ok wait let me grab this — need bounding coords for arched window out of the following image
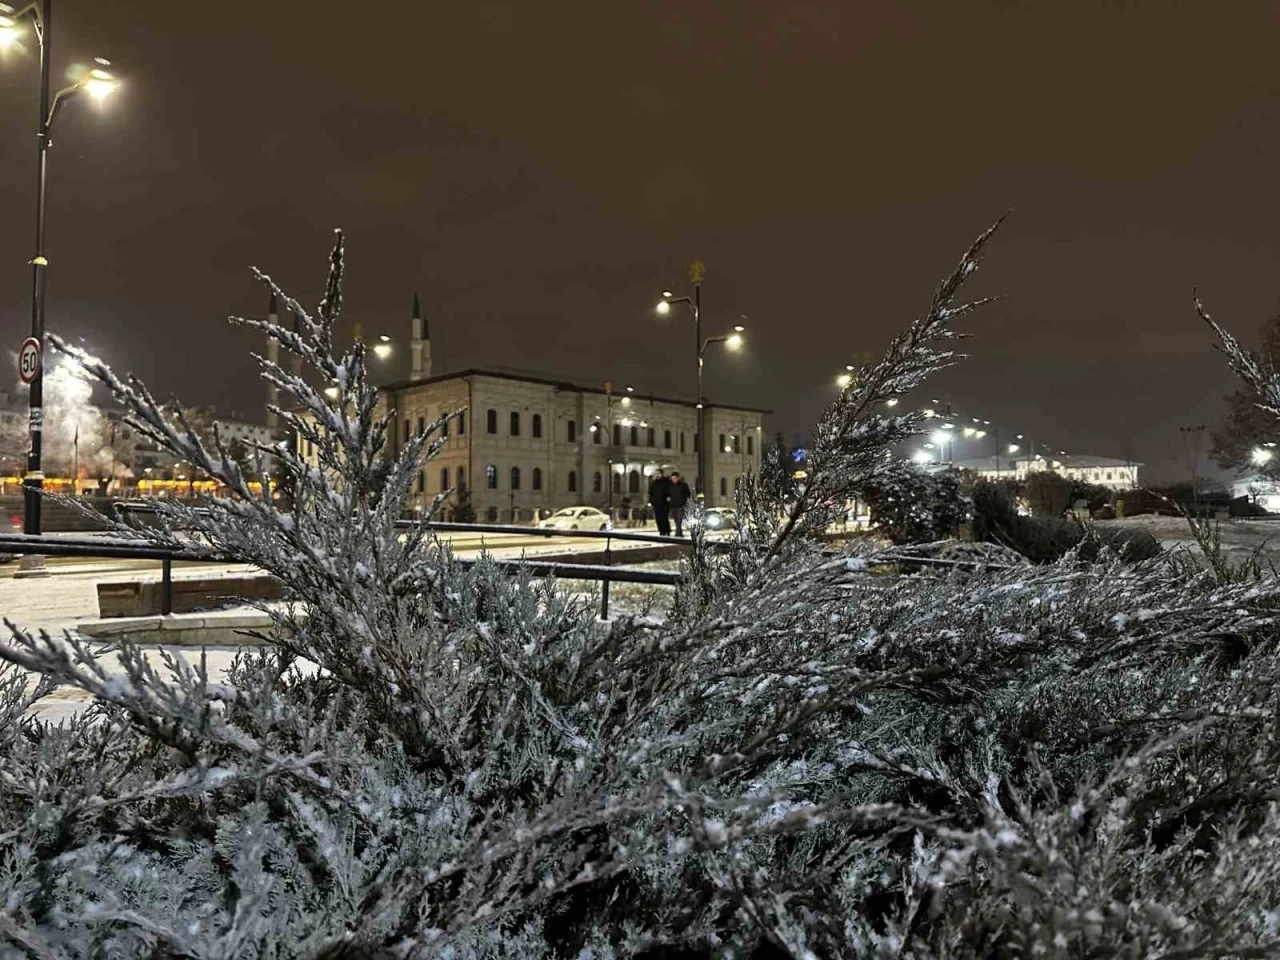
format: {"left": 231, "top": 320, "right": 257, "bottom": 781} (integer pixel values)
{"left": 719, "top": 433, "right": 726, "bottom": 453}
{"left": 532, "top": 467, "right": 543, "bottom": 491}
{"left": 440, "top": 466, "right": 449, "bottom": 491}
{"left": 532, "top": 414, "right": 543, "bottom": 438}
{"left": 628, "top": 470, "right": 640, "bottom": 494}
{"left": 568, "top": 470, "right": 578, "bottom": 493}
{"left": 664, "top": 429, "right": 672, "bottom": 449}
{"left": 612, "top": 472, "right": 622, "bottom": 494}
{"left": 417, "top": 417, "right": 425, "bottom": 437}
{"left": 458, "top": 410, "right": 466, "bottom": 435}
{"left": 510, "top": 412, "right": 521, "bottom": 436}
{"left": 441, "top": 411, "right": 449, "bottom": 438}
{"left": 646, "top": 427, "right": 655, "bottom": 447}
{"left": 457, "top": 466, "right": 466, "bottom": 491}
{"left": 416, "top": 471, "right": 424, "bottom": 493}
{"left": 567, "top": 420, "right": 577, "bottom": 443}
{"left": 593, "top": 471, "right": 602, "bottom": 493}
{"left": 747, "top": 434, "right": 754, "bottom": 456}
{"left": 403, "top": 419, "right": 410, "bottom": 443}
{"left": 486, "top": 464, "right": 498, "bottom": 489}
{"left": 629, "top": 425, "right": 639, "bottom": 446}
{"left": 613, "top": 424, "right": 622, "bottom": 446}
{"left": 720, "top": 477, "right": 728, "bottom": 496}
{"left": 486, "top": 410, "right": 498, "bottom": 434}
{"left": 592, "top": 424, "right": 601, "bottom": 444}
{"left": 680, "top": 432, "right": 686, "bottom": 453}
{"left": 510, "top": 466, "right": 521, "bottom": 490}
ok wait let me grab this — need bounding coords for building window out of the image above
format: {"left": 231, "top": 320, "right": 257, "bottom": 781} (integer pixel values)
{"left": 458, "top": 410, "right": 466, "bottom": 435}
{"left": 613, "top": 424, "right": 622, "bottom": 446}
{"left": 441, "top": 412, "right": 449, "bottom": 438}
{"left": 664, "top": 429, "right": 672, "bottom": 449}
{"left": 532, "top": 414, "right": 542, "bottom": 438}
{"left": 486, "top": 464, "right": 498, "bottom": 489}
{"left": 532, "top": 467, "right": 543, "bottom": 491}
{"left": 629, "top": 469, "right": 640, "bottom": 494}
{"left": 1106, "top": 471, "right": 1113, "bottom": 480}
{"left": 510, "top": 412, "right": 520, "bottom": 437}
{"left": 510, "top": 466, "right": 521, "bottom": 490}
{"left": 487, "top": 410, "right": 498, "bottom": 434}
{"left": 680, "top": 432, "right": 686, "bottom": 453}
{"left": 486, "top": 506, "right": 499, "bottom": 522}
{"left": 593, "top": 471, "right": 602, "bottom": 493}
{"left": 416, "top": 471, "right": 424, "bottom": 493}
{"left": 747, "top": 435, "right": 754, "bottom": 456}
{"left": 612, "top": 472, "right": 622, "bottom": 494}
{"left": 440, "top": 466, "right": 449, "bottom": 491}
{"left": 719, "top": 434, "right": 726, "bottom": 454}
{"left": 567, "top": 420, "right": 577, "bottom": 443}
{"left": 457, "top": 466, "right": 466, "bottom": 491}
{"left": 403, "top": 419, "right": 410, "bottom": 444}
{"left": 720, "top": 477, "right": 728, "bottom": 497}
{"left": 592, "top": 425, "right": 602, "bottom": 444}
{"left": 417, "top": 417, "right": 425, "bottom": 437}
{"left": 733, "top": 435, "right": 741, "bottom": 454}
{"left": 629, "top": 425, "right": 639, "bottom": 446}
{"left": 646, "top": 427, "right": 655, "bottom": 447}
{"left": 568, "top": 470, "right": 578, "bottom": 493}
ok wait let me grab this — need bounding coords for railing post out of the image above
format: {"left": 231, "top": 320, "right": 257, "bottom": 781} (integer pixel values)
{"left": 601, "top": 534, "right": 612, "bottom": 620}
{"left": 161, "top": 556, "right": 172, "bottom": 616}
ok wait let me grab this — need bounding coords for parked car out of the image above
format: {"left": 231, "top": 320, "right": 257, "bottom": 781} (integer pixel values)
{"left": 701, "top": 507, "right": 737, "bottom": 531}
{"left": 0, "top": 513, "right": 20, "bottom": 564}
{"left": 537, "top": 506, "right": 613, "bottom": 531}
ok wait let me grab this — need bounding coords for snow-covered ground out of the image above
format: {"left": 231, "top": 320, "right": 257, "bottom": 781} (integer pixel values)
{"left": 1098, "top": 515, "right": 1280, "bottom": 562}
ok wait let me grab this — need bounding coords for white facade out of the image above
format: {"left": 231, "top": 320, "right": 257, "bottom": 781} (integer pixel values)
{"left": 378, "top": 371, "right": 766, "bottom": 521}
{"left": 951, "top": 454, "right": 1140, "bottom": 489}
{"left": 1232, "top": 475, "right": 1280, "bottom": 512}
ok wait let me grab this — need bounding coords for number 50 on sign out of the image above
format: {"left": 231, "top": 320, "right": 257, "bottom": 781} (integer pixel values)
{"left": 18, "top": 337, "right": 40, "bottom": 385}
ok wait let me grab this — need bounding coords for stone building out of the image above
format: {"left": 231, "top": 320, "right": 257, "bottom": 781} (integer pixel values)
{"left": 301, "top": 296, "right": 768, "bottom": 521}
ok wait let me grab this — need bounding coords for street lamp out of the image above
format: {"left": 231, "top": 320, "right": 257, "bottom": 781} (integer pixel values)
{"left": 3, "top": 0, "right": 119, "bottom": 578}
{"left": 1252, "top": 447, "right": 1273, "bottom": 466}
{"left": 373, "top": 334, "right": 393, "bottom": 360}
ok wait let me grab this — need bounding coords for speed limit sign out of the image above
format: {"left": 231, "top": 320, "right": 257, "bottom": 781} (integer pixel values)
{"left": 17, "top": 337, "right": 40, "bottom": 385}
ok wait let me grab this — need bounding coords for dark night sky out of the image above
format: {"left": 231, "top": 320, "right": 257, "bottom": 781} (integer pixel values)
{"left": 3, "top": 1, "right": 1280, "bottom": 481}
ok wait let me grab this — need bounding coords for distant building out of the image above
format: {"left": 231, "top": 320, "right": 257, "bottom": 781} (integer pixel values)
{"left": 950, "top": 454, "right": 1140, "bottom": 489}
{"left": 297, "top": 296, "right": 768, "bottom": 521}
{"left": 1232, "top": 475, "right": 1280, "bottom": 512}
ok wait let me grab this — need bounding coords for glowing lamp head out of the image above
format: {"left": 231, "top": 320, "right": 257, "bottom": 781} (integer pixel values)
{"left": 0, "top": 14, "right": 20, "bottom": 48}
{"left": 1008, "top": 444, "right": 1020, "bottom": 454}
{"left": 725, "top": 332, "right": 743, "bottom": 351}
{"left": 836, "top": 373, "right": 853, "bottom": 389}
{"left": 655, "top": 299, "right": 671, "bottom": 315}
{"left": 962, "top": 427, "right": 976, "bottom": 437}
{"left": 83, "top": 60, "right": 118, "bottom": 101}
{"left": 1252, "top": 447, "right": 1274, "bottom": 465}
{"left": 885, "top": 398, "right": 899, "bottom": 407}
{"left": 912, "top": 450, "right": 931, "bottom": 464}
{"left": 620, "top": 396, "right": 631, "bottom": 406}
{"left": 931, "top": 430, "right": 949, "bottom": 445}
{"left": 324, "top": 386, "right": 339, "bottom": 400}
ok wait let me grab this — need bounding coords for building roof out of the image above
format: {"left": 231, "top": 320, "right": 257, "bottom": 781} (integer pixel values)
{"left": 950, "top": 457, "right": 1017, "bottom": 473}
{"left": 379, "top": 368, "right": 773, "bottom": 415}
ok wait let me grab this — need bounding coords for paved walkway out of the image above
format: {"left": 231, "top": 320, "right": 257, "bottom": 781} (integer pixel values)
{"left": 1, "top": 529, "right": 672, "bottom": 722}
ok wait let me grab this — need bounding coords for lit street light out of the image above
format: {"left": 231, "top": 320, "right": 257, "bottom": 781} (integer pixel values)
{"left": 3, "top": 0, "right": 119, "bottom": 577}
{"left": 373, "top": 334, "right": 393, "bottom": 360}
{"left": 1252, "top": 447, "right": 1273, "bottom": 466}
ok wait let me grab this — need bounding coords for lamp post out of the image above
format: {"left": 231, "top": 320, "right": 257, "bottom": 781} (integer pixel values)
{"left": 3, "top": 0, "right": 117, "bottom": 577}
{"left": 656, "top": 270, "right": 746, "bottom": 501}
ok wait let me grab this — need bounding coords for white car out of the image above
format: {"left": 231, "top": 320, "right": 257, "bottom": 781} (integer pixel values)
{"left": 538, "top": 506, "right": 613, "bottom": 531}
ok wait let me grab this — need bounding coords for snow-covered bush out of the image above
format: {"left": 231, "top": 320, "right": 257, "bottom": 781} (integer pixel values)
{"left": 7, "top": 227, "right": 1280, "bottom": 956}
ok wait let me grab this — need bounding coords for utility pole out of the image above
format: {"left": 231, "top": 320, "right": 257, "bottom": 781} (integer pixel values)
{"left": 691, "top": 260, "right": 705, "bottom": 501}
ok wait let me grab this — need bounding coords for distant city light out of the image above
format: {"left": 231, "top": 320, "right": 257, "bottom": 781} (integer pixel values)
{"left": 1008, "top": 444, "right": 1020, "bottom": 453}
{"left": 885, "top": 398, "right": 899, "bottom": 407}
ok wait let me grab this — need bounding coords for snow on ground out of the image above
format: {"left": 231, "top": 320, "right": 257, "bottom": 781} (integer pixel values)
{"left": 1098, "top": 515, "right": 1280, "bottom": 561}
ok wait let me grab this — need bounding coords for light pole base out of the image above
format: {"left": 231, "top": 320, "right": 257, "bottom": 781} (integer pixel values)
{"left": 13, "top": 555, "right": 49, "bottom": 578}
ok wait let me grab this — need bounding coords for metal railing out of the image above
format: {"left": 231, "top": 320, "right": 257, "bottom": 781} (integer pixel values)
{"left": 0, "top": 525, "right": 684, "bottom": 620}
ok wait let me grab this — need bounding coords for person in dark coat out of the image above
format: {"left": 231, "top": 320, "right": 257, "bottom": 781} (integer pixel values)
{"left": 667, "top": 471, "right": 692, "bottom": 537}
{"left": 648, "top": 469, "right": 671, "bottom": 536}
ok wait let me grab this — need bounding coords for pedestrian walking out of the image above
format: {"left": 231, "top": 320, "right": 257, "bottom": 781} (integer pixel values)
{"left": 648, "top": 469, "right": 671, "bottom": 536}
{"left": 667, "top": 471, "right": 692, "bottom": 537}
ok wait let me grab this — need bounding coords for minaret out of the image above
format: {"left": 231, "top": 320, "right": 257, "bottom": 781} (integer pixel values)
{"left": 266, "top": 291, "right": 280, "bottom": 429}
{"left": 410, "top": 291, "right": 432, "bottom": 380}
